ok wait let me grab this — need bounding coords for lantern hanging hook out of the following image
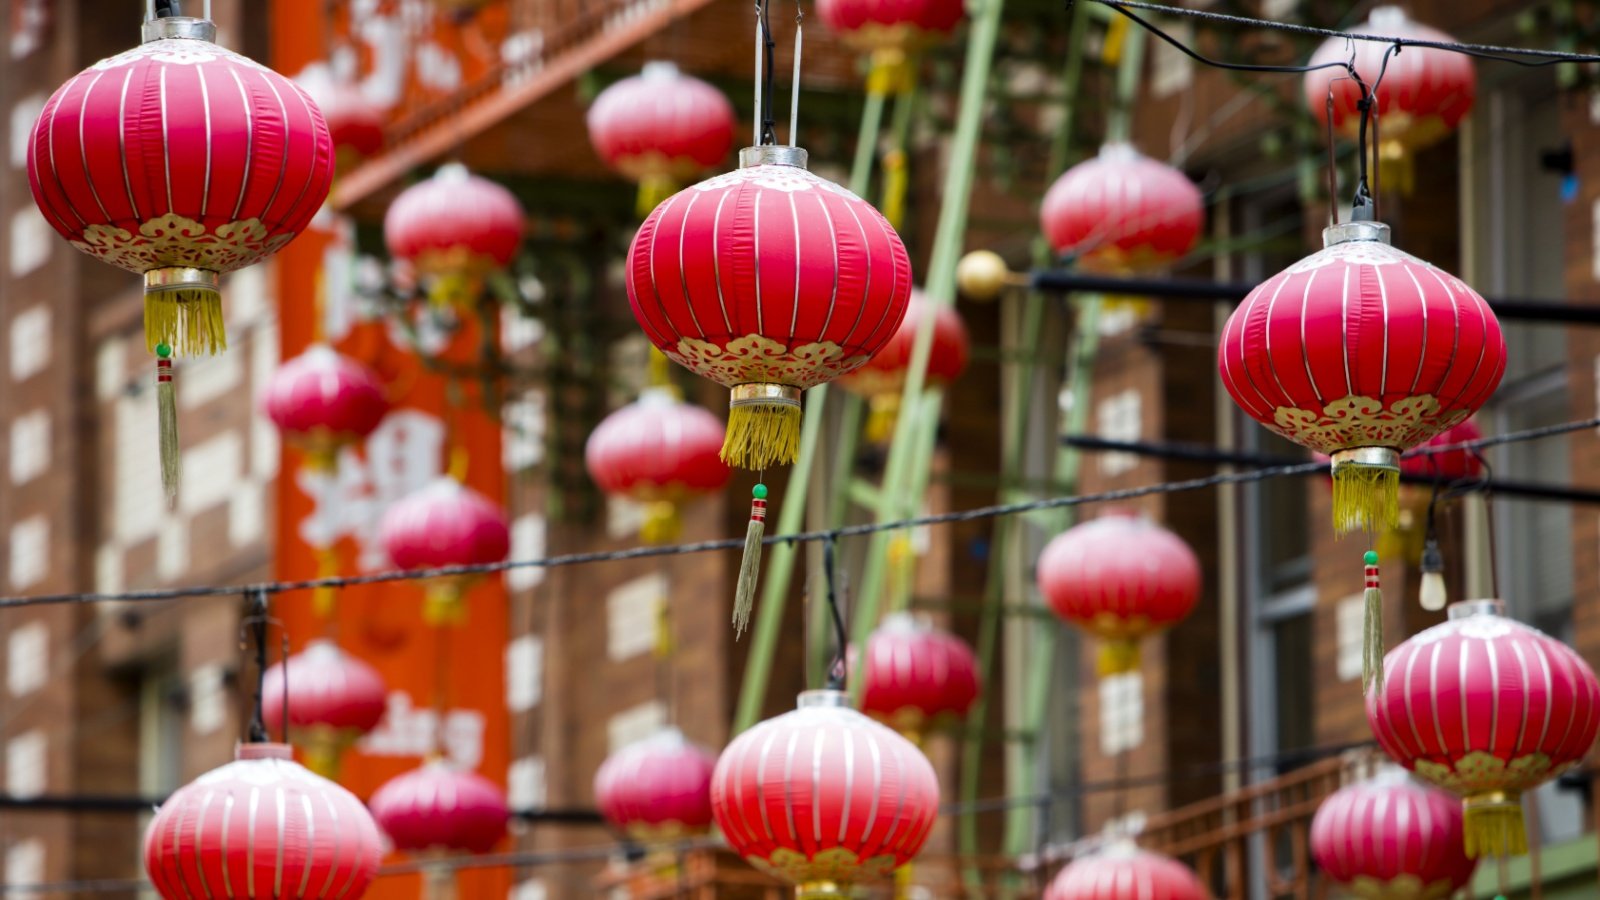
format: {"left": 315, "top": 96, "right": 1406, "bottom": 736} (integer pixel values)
{"left": 789, "top": 2, "right": 804, "bottom": 147}
{"left": 238, "top": 588, "right": 278, "bottom": 744}
{"left": 822, "top": 534, "right": 849, "bottom": 692}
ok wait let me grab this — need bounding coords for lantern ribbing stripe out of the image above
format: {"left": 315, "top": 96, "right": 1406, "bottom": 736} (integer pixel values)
{"left": 0, "top": 415, "right": 1593, "bottom": 610}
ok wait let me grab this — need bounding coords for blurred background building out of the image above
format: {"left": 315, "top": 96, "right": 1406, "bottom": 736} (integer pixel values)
{"left": 1, "top": 0, "right": 1598, "bottom": 897}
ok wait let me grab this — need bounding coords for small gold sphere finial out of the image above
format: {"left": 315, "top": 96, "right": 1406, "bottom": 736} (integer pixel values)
{"left": 956, "top": 250, "right": 1010, "bottom": 302}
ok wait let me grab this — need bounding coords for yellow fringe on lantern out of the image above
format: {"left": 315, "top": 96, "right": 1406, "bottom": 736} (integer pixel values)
{"left": 866, "top": 48, "right": 915, "bottom": 96}
{"left": 722, "top": 386, "right": 802, "bottom": 470}
{"left": 797, "top": 882, "right": 848, "bottom": 899}
{"left": 312, "top": 546, "right": 341, "bottom": 619}
{"left": 144, "top": 282, "right": 227, "bottom": 356}
{"left": 426, "top": 272, "right": 484, "bottom": 309}
{"left": 300, "top": 726, "right": 353, "bottom": 780}
{"left": 865, "top": 393, "right": 902, "bottom": 444}
{"left": 1331, "top": 456, "right": 1400, "bottom": 535}
{"left": 1097, "top": 639, "right": 1141, "bottom": 677}
{"left": 1464, "top": 793, "right": 1527, "bottom": 859}
{"left": 894, "top": 863, "right": 913, "bottom": 899}
{"left": 640, "top": 501, "right": 683, "bottom": 544}
{"left": 637, "top": 175, "right": 678, "bottom": 218}
{"left": 423, "top": 582, "right": 469, "bottom": 626}
{"left": 881, "top": 149, "right": 909, "bottom": 231}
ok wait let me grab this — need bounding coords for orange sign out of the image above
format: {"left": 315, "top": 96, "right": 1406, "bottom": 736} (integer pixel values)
{"left": 272, "top": 5, "right": 514, "bottom": 898}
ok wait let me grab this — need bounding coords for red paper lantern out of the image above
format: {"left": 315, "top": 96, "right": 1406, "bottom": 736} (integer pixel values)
{"left": 383, "top": 163, "right": 524, "bottom": 308}
{"left": 144, "top": 743, "right": 381, "bottom": 899}
{"left": 1305, "top": 8, "right": 1474, "bottom": 193}
{"left": 1043, "top": 843, "right": 1207, "bottom": 900}
{"left": 262, "top": 640, "right": 388, "bottom": 780}
{"left": 859, "top": 612, "right": 980, "bottom": 739}
{"left": 587, "top": 61, "right": 735, "bottom": 214}
{"left": 1311, "top": 770, "right": 1477, "bottom": 898}
{"left": 1041, "top": 143, "right": 1204, "bottom": 274}
{"left": 627, "top": 146, "right": 912, "bottom": 470}
{"left": 712, "top": 690, "right": 939, "bottom": 896}
{"left": 1218, "top": 221, "right": 1504, "bottom": 534}
{"left": 1037, "top": 513, "right": 1201, "bottom": 677}
{"left": 369, "top": 761, "right": 509, "bottom": 854}
{"left": 310, "top": 84, "right": 384, "bottom": 161}
{"left": 594, "top": 727, "right": 717, "bottom": 842}
{"left": 1402, "top": 418, "right": 1484, "bottom": 483}
{"left": 28, "top": 11, "right": 332, "bottom": 358}
{"left": 585, "top": 386, "right": 731, "bottom": 543}
{"left": 1367, "top": 599, "right": 1600, "bottom": 858}
{"left": 379, "top": 477, "right": 510, "bottom": 625}
{"left": 839, "top": 291, "right": 969, "bottom": 443}
{"left": 816, "top": 0, "right": 964, "bottom": 92}
{"left": 261, "top": 344, "right": 389, "bottom": 472}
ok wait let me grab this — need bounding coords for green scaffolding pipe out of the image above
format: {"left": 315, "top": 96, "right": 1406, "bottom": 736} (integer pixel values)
{"left": 731, "top": 81, "right": 891, "bottom": 734}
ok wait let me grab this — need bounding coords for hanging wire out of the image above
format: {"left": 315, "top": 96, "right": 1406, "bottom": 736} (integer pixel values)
{"left": 239, "top": 589, "right": 271, "bottom": 744}
{"left": 822, "top": 535, "right": 848, "bottom": 691}
{"left": 757, "top": 0, "right": 778, "bottom": 145}
{"left": 0, "top": 417, "right": 1592, "bottom": 611}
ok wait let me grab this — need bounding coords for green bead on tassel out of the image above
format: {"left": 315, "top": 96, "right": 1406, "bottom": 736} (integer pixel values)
{"left": 732, "top": 483, "right": 768, "bottom": 638}
{"left": 156, "top": 343, "right": 180, "bottom": 509}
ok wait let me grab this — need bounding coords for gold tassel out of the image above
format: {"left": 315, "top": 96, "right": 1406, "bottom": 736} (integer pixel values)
{"left": 654, "top": 595, "right": 674, "bottom": 660}
{"left": 722, "top": 384, "right": 802, "bottom": 470}
{"left": 732, "top": 484, "right": 767, "bottom": 638}
{"left": 866, "top": 48, "right": 914, "bottom": 96}
{"left": 1097, "top": 639, "right": 1141, "bottom": 677}
{"left": 1362, "top": 550, "right": 1385, "bottom": 695}
{"left": 894, "top": 862, "right": 913, "bottom": 899}
{"left": 640, "top": 500, "right": 683, "bottom": 544}
{"left": 637, "top": 175, "right": 678, "bottom": 218}
{"left": 426, "top": 272, "right": 483, "bottom": 309}
{"left": 423, "top": 581, "right": 470, "bottom": 626}
{"left": 1464, "top": 792, "right": 1527, "bottom": 858}
{"left": 881, "top": 149, "right": 909, "bottom": 231}
{"left": 865, "top": 392, "right": 902, "bottom": 444}
{"left": 1331, "top": 449, "right": 1400, "bottom": 535}
{"left": 144, "top": 269, "right": 226, "bottom": 356}
{"left": 313, "top": 546, "right": 341, "bottom": 619}
{"left": 156, "top": 347, "right": 180, "bottom": 509}
{"left": 797, "top": 882, "right": 847, "bottom": 900}
{"left": 300, "top": 726, "right": 351, "bottom": 780}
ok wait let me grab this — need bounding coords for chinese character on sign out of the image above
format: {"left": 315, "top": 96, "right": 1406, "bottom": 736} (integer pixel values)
{"left": 298, "top": 410, "right": 445, "bottom": 570}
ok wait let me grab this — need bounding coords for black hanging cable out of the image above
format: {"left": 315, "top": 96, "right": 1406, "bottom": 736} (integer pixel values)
{"left": 822, "top": 535, "right": 848, "bottom": 691}
{"left": 759, "top": 0, "right": 778, "bottom": 145}
{"left": 241, "top": 589, "right": 270, "bottom": 744}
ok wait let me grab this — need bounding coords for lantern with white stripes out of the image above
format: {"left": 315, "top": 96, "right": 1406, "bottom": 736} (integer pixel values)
{"left": 587, "top": 61, "right": 736, "bottom": 215}
{"left": 859, "top": 612, "right": 980, "bottom": 740}
{"left": 1036, "top": 513, "right": 1201, "bottom": 677}
{"left": 594, "top": 727, "right": 717, "bottom": 843}
{"left": 1218, "top": 221, "right": 1504, "bottom": 535}
{"left": 1311, "top": 769, "right": 1477, "bottom": 898}
{"left": 585, "top": 387, "right": 731, "bottom": 544}
{"left": 262, "top": 640, "right": 388, "bottom": 780}
{"left": 626, "top": 145, "right": 912, "bottom": 471}
{"left": 712, "top": 690, "right": 939, "bottom": 896}
{"left": 1043, "top": 842, "right": 1207, "bottom": 900}
{"left": 1367, "top": 600, "right": 1600, "bottom": 859}
{"left": 144, "top": 743, "right": 381, "bottom": 899}
{"left": 1040, "top": 143, "right": 1203, "bottom": 274}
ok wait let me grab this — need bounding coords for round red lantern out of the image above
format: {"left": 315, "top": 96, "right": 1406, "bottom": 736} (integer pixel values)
{"left": 859, "top": 612, "right": 980, "bottom": 739}
{"left": 815, "top": 0, "right": 964, "bottom": 92}
{"left": 28, "top": 10, "right": 332, "bottom": 358}
{"left": 1036, "top": 513, "right": 1201, "bottom": 677}
{"left": 1043, "top": 842, "right": 1207, "bottom": 900}
{"left": 1367, "top": 599, "right": 1600, "bottom": 858}
{"left": 1305, "top": 8, "right": 1474, "bottom": 193}
{"left": 1041, "top": 143, "right": 1204, "bottom": 274}
{"left": 262, "top": 640, "right": 388, "bottom": 780}
{"left": 627, "top": 146, "right": 912, "bottom": 470}
{"left": 838, "top": 291, "right": 969, "bottom": 443}
{"left": 1218, "top": 221, "right": 1504, "bottom": 535}
{"left": 144, "top": 743, "right": 381, "bottom": 899}
{"left": 587, "top": 61, "right": 735, "bottom": 215}
{"left": 383, "top": 163, "right": 524, "bottom": 308}
{"left": 369, "top": 760, "right": 509, "bottom": 854}
{"left": 712, "top": 690, "right": 938, "bottom": 896}
{"left": 1402, "top": 418, "right": 1484, "bottom": 483}
{"left": 585, "top": 387, "right": 731, "bottom": 543}
{"left": 312, "top": 84, "right": 384, "bottom": 161}
{"left": 379, "top": 477, "right": 510, "bottom": 625}
{"left": 262, "top": 344, "right": 389, "bottom": 472}
{"left": 1311, "top": 770, "right": 1477, "bottom": 898}
{"left": 594, "top": 727, "right": 717, "bottom": 843}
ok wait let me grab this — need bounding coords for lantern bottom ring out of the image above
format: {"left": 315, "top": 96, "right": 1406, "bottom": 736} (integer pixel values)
{"left": 724, "top": 384, "right": 802, "bottom": 470}
{"left": 144, "top": 267, "right": 226, "bottom": 357}
{"left": 1330, "top": 447, "right": 1400, "bottom": 535}
{"left": 796, "top": 880, "right": 847, "bottom": 898}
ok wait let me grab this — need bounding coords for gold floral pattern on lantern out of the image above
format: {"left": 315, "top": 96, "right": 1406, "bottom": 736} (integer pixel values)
{"left": 747, "top": 847, "right": 900, "bottom": 885}
{"left": 1346, "top": 874, "right": 1461, "bottom": 900}
{"left": 1412, "top": 751, "right": 1557, "bottom": 795}
{"left": 74, "top": 214, "right": 293, "bottom": 275}
{"left": 669, "top": 335, "right": 872, "bottom": 391}
{"left": 1271, "top": 394, "right": 1469, "bottom": 455}
{"left": 1088, "top": 612, "right": 1154, "bottom": 641}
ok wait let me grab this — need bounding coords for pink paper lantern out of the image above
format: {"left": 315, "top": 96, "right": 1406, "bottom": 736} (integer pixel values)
{"left": 261, "top": 344, "right": 389, "bottom": 471}
{"left": 1311, "top": 771, "right": 1477, "bottom": 898}
{"left": 1043, "top": 842, "right": 1207, "bottom": 900}
{"left": 1367, "top": 599, "right": 1600, "bottom": 858}
{"left": 594, "top": 727, "right": 717, "bottom": 842}
{"left": 368, "top": 761, "right": 509, "bottom": 855}
{"left": 584, "top": 387, "right": 731, "bottom": 543}
{"left": 1040, "top": 143, "right": 1204, "bottom": 274}
{"left": 587, "top": 61, "right": 735, "bottom": 213}
{"left": 262, "top": 640, "right": 388, "bottom": 779}
{"left": 1036, "top": 513, "right": 1202, "bottom": 676}
{"left": 144, "top": 743, "right": 381, "bottom": 899}
{"left": 379, "top": 477, "right": 510, "bottom": 625}
{"left": 859, "top": 612, "right": 980, "bottom": 739}
{"left": 712, "top": 690, "right": 939, "bottom": 896}
{"left": 383, "top": 163, "right": 524, "bottom": 308}
{"left": 838, "top": 291, "right": 970, "bottom": 443}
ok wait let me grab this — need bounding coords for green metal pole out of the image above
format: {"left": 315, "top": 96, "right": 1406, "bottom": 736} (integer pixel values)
{"left": 850, "top": 0, "right": 1008, "bottom": 660}
{"left": 732, "top": 84, "right": 892, "bottom": 734}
